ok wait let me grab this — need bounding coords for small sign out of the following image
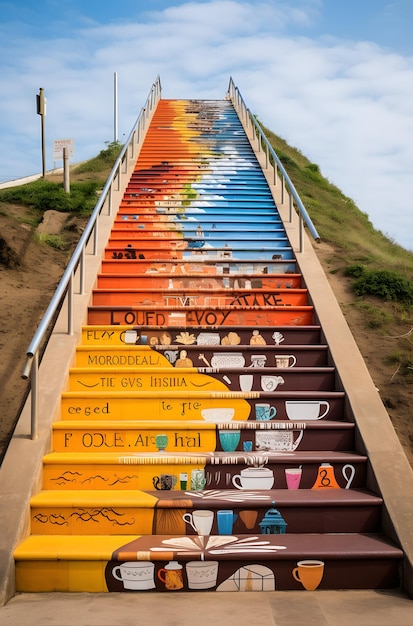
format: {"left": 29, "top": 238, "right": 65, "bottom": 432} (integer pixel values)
{"left": 53, "top": 139, "right": 75, "bottom": 160}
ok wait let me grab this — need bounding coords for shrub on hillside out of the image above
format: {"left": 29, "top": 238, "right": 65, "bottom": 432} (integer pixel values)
{"left": 346, "top": 264, "right": 413, "bottom": 304}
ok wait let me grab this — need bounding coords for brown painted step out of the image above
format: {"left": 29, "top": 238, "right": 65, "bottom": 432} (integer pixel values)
{"left": 100, "top": 258, "right": 297, "bottom": 274}
{"left": 151, "top": 343, "right": 329, "bottom": 367}
{"left": 106, "top": 533, "right": 402, "bottom": 591}
{"left": 80, "top": 324, "right": 324, "bottom": 346}
{"left": 135, "top": 488, "right": 384, "bottom": 535}
{"left": 52, "top": 419, "right": 355, "bottom": 454}
{"left": 14, "top": 532, "right": 402, "bottom": 592}
{"left": 28, "top": 488, "right": 383, "bottom": 536}
{"left": 203, "top": 450, "right": 366, "bottom": 490}
{"left": 87, "top": 304, "right": 314, "bottom": 327}
{"left": 90, "top": 287, "right": 309, "bottom": 308}
{"left": 67, "top": 366, "right": 336, "bottom": 393}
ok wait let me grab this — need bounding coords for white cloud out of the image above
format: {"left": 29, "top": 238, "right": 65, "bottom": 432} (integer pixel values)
{"left": 0, "top": 0, "right": 412, "bottom": 249}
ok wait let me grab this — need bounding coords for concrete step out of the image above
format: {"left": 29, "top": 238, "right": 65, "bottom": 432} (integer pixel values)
{"left": 103, "top": 244, "right": 294, "bottom": 261}
{"left": 79, "top": 325, "right": 324, "bottom": 346}
{"left": 59, "top": 388, "right": 345, "bottom": 422}
{"left": 75, "top": 345, "right": 330, "bottom": 369}
{"left": 87, "top": 304, "right": 314, "bottom": 326}
{"left": 40, "top": 450, "right": 363, "bottom": 491}
{"left": 28, "top": 488, "right": 383, "bottom": 536}
{"left": 52, "top": 419, "right": 355, "bottom": 454}
{"left": 95, "top": 273, "right": 304, "bottom": 290}
{"left": 90, "top": 287, "right": 309, "bottom": 307}
{"left": 100, "top": 258, "right": 298, "bottom": 274}
{"left": 67, "top": 366, "right": 337, "bottom": 393}
{"left": 14, "top": 533, "right": 402, "bottom": 592}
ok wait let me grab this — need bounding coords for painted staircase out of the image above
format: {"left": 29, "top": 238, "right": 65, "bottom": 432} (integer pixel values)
{"left": 14, "top": 98, "right": 404, "bottom": 593}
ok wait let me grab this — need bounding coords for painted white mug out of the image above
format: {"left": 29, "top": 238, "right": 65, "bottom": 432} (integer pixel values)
{"left": 112, "top": 562, "right": 155, "bottom": 590}
{"left": 286, "top": 400, "right": 330, "bottom": 421}
{"left": 186, "top": 561, "right": 219, "bottom": 589}
{"left": 232, "top": 467, "right": 274, "bottom": 490}
{"left": 183, "top": 510, "right": 214, "bottom": 535}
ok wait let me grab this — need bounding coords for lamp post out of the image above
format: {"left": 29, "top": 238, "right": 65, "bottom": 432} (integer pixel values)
{"left": 36, "top": 88, "right": 46, "bottom": 177}
{"left": 114, "top": 72, "right": 118, "bottom": 143}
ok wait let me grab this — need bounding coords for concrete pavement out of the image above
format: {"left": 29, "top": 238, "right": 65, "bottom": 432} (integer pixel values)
{"left": 1, "top": 590, "right": 412, "bottom": 625}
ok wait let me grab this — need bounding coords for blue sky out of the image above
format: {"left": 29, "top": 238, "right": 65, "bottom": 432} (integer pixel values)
{"left": 0, "top": 0, "right": 412, "bottom": 250}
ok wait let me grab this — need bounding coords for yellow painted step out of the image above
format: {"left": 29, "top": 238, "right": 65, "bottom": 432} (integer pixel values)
{"left": 52, "top": 420, "right": 216, "bottom": 453}
{"left": 30, "top": 490, "right": 158, "bottom": 535}
{"left": 15, "top": 535, "right": 134, "bottom": 592}
{"left": 42, "top": 452, "right": 208, "bottom": 491}
{"left": 60, "top": 390, "right": 255, "bottom": 422}
{"left": 68, "top": 367, "right": 229, "bottom": 393}
{"left": 76, "top": 344, "right": 173, "bottom": 368}
{"left": 81, "top": 326, "right": 153, "bottom": 346}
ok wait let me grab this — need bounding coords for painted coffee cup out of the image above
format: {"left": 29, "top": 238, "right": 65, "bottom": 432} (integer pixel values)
{"left": 255, "top": 403, "right": 277, "bottom": 421}
{"left": 219, "top": 429, "right": 241, "bottom": 452}
{"left": 157, "top": 561, "right": 183, "bottom": 590}
{"left": 112, "top": 562, "right": 155, "bottom": 590}
{"left": 232, "top": 467, "right": 274, "bottom": 490}
{"left": 275, "top": 354, "right": 297, "bottom": 368}
{"left": 183, "top": 510, "right": 214, "bottom": 535}
{"left": 152, "top": 474, "right": 177, "bottom": 490}
{"left": 292, "top": 560, "right": 324, "bottom": 590}
{"left": 286, "top": 400, "right": 330, "bottom": 420}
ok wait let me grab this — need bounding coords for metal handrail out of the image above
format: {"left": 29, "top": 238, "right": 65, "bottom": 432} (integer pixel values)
{"left": 21, "top": 75, "right": 162, "bottom": 439}
{"left": 227, "top": 77, "right": 320, "bottom": 250}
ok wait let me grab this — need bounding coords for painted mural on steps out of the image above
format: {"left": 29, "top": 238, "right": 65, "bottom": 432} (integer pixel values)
{"left": 94, "top": 100, "right": 345, "bottom": 592}
{"left": 16, "top": 99, "right": 400, "bottom": 595}
{"left": 55, "top": 324, "right": 356, "bottom": 593}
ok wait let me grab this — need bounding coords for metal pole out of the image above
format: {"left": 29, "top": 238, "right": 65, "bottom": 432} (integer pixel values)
{"left": 41, "top": 114, "right": 46, "bottom": 177}
{"left": 114, "top": 72, "right": 118, "bottom": 143}
{"left": 30, "top": 352, "right": 39, "bottom": 440}
{"left": 37, "top": 88, "right": 46, "bottom": 177}
{"left": 63, "top": 147, "right": 70, "bottom": 193}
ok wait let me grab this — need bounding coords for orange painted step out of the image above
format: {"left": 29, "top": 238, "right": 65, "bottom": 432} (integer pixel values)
{"left": 87, "top": 304, "right": 314, "bottom": 327}
{"left": 95, "top": 274, "right": 303, "bottom": 290}
{"left": 90, "top": 288, "right": 309, "bottom": 308}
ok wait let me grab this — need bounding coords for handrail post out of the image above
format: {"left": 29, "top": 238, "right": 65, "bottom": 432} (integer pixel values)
{"left": 93, "top": 216, "right": 98, "bottom": 256}
{"left": 30, "top": 352, "right": 38, "bottom": 440}
{"left": 68, "top": 274, "right": 74, "bottom": 335}
{"left": 79, "top": 246, "right": 85, "bottom": 295}
{"left": 299, "top": 213, "right": 304, "bottom": 253}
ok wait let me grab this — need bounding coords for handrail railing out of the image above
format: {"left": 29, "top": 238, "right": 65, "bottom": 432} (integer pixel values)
{"left": 21, "top": 75, "right": 162, "bottom": 439}
{"left": 227, "top": 77, "right": 320, "bottom": 250}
